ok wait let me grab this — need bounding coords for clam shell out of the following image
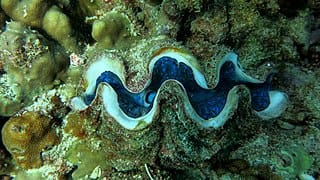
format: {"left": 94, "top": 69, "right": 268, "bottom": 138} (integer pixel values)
{"left": 71, "top": 47, "right": 288, "bottom": 130}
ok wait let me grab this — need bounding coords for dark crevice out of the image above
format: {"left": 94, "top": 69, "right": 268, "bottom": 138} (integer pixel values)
{"left": 61, "top": 1, "right": 94, "bottom": 46}
{"left": 278, "top": 0, "right": 308, "bottom": 18}
{"left": 176, "top": 12, "right": 196, "bottom": 44}
{"left": 0, "top": 116, "right": 10, "bottom": 157}
{"left": 224, "top": 0, "right": 235, "bottom": 49}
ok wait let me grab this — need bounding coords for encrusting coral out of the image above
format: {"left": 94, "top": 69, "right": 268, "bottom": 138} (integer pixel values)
{"left": 65, "top": 140, "right": 110, "bottom": 179}
{"left": 278, "top": 146, "right": 313, "bottom": 179}
{"left": 1, "top": 111, "right": 59, "bottom": 169}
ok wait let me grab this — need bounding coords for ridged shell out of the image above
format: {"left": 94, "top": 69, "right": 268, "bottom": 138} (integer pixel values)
{"left": 71, "top": 47, "right": 288, "bottom": 130}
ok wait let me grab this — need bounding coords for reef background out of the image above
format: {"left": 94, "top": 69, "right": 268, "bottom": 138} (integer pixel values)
{"left": 0, "top": 0, "right": 320, "bottom": 179}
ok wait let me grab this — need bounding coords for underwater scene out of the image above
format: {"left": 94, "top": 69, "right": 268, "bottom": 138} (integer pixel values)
{"left": 0, "top": 0, "right": 320, "bottom": 179}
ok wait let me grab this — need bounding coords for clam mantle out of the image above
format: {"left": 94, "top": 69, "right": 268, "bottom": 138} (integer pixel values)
{"left": 71, "top": 47, "right": 288, "bottom": 130}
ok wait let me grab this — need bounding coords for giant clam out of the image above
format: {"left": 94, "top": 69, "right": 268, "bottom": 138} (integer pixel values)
{"left": 71, "top": 47, "right": 288, "bottom": 130}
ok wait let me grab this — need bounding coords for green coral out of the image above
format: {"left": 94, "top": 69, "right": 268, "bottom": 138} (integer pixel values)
{"left": 278, "top": 146, "right": 313, "bottom": 178}
{"left": 1, "top": 0, "right": 49, "bottom": 27}
{"left": 66, "top": 140, "right": 111, "bottom": 179}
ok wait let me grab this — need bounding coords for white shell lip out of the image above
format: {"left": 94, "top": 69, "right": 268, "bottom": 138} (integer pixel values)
{"left": 84, "top": 55, "right": 126, "bottom": 96}
{"left": 100, "top": 84, "right": 156, "bottom": 130}
{"left": 218, "top": 52, "right": 262, "bottom": 84}
{"left": 71, "top": 48, "right": 288, "bottom": 130}
{"left": 184, "top": 86, "right": 241, "bottom": 129}
{"left": 70, "top": 97, "right": 88, "bottom": 111}
{"left": 254, "top": 90, "right": 289, "bottom": 119}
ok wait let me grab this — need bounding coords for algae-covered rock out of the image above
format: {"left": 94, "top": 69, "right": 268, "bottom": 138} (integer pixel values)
{"left": 174, "top": 0, "right": 203, "bottom": 12}
{"left": 1, "top": 111, "right": 59, "bottom": 169}
{"left": 162, "top": 0, "right": 203, "bottom": 13}
{"left": 0, "top": 21, "right": 68, "bottom": 116}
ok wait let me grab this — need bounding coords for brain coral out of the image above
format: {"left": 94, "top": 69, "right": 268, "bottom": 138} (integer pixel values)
{"left": 1, "top": 111, "right": 59, "bottom": 169}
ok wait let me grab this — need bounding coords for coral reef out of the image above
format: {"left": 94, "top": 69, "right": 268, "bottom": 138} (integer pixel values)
{"left": 1, "top": 0, "right": 78, "bottom": 52}
{"left": 0, "top": 21, "right": 68, "bottom": 116}
{"left": 1, "top": 111, "right": 59, "bottom": 169}
{"left": 0, "top": 0, "right": 319, "bottom": 179}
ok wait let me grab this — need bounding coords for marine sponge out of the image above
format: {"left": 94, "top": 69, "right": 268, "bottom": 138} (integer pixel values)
{"left": 1, "top": 111, "right": 59, "bottom": 169}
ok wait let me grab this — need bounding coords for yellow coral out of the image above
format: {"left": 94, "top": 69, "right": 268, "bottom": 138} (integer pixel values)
{"left": 1, "top": 112, "right": 59, "bottom": 169}
{"left": 64, "top": 112, "right": 87, "bottom": 138}
{"left": 0, "top": 21, "right": 68, "bottom": 116}
{"left": 1, "top": 0, "right": 49, "bottom": 27}
{"left": 91, "top": 12, "right": 131, "bottom": 49}
{"left": 42, "top": 6, "right": 78, "bottom": 52}
{"left": 1, "top": 0, "right": 78, "bottom": 52}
